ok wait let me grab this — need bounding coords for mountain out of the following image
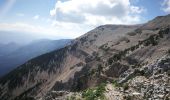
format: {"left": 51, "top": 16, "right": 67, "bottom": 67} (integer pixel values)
{"left": 140, "top": 14, "right": 170, "bottom": 30}
{"left": 0, "top": 31, "right": 43, "bottom": 45}
{"left": 0, "top": 39, "right": 71, "bottom": 77}
{"left": 0, "top": 14, "right": 170, "bottom": 100}
{"left": 0, "top": 42, "right": 20, "bottom": 57}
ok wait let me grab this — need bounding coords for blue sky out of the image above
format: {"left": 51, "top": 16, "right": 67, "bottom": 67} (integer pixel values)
{"left": 132, "top": 0, "right": 167, "bottom": 21}
{"left": 1, "top": 0, "right": 55, "bottom": 22}
{"left": 0, "top": 0, "right": 169, "bottom": 39}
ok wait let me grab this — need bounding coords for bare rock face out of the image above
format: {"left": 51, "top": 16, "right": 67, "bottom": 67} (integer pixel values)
{"left": 0, "top": 14, "right": 170, "bottom": 100}
{"left": 108, "top": 55, "right": 170, "bottom": 100}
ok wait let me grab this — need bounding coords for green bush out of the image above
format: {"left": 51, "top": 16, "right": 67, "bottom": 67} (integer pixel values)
{"left": 82, "top": 83, "right": 106, "bottom": 100}
{"left": 66, "top": 95, "right": 76, "bottom": 100}
{"left": 112, "top": 80, "right": 121, "bottom": 87}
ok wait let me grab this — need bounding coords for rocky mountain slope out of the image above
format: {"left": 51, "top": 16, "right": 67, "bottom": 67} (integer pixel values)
{"left": 0, "top": 14, "right": 170, "bottom": 100}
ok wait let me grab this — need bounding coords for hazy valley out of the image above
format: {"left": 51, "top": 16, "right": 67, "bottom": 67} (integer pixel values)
{"left": 0, "top": 39, "right": 71, "bottom": 77}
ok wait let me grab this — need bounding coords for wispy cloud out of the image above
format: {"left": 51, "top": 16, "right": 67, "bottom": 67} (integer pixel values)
{"left": 0, "top": 22, "right": 54, "bottom": 35}
{"left": 33, "top": 15, "right": 39, "bottom": 20}
{"left": 162, "top": 0, "right": 170, "bottom": 13}
{"left": 0, "top": 22, "right": 84, "bottom": 39}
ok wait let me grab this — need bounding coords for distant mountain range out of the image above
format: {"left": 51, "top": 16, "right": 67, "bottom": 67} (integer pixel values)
{"left": 0, "top": 39, "right": 71, "bottom": 77}
{"left": 0, "top": 42, "right": 20, "bottom": 56}
{"left": 0, "top": 31, "right": 42, "bottom": 45}
{"left": 0, "top": 14, "right": 170, "bottom": 100}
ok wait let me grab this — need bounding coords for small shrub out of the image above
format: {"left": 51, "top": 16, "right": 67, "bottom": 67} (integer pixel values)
{"left": 143, "top": 40, "right": 150, "bottom": 46}
{"left": 112, "top": 80, "right": 121, "bottom": 87}
{"left": 158, "top": 30, "right": 164, "bottom": 38}
{"left": 125, "top": 96, "right": 133, "bottom": 100}
{"left": 126, "top": 39, "right": 130, "bottom": 43}
{"left": 108, "top": 58, "right": 113, "bottom": 65}
{"left": 123, "top": 83, "right": 129, "bottom": 91}
{"left": 82, "top": 83, "right": 106, "bottom": 100}
{"left": 96, "top": 57, "right": 101, "bottom": 61}
{"left": 168, "top": 49, "right": 170, "bottom": 54}
{"left": 97, "top": 64, "right": 103, "bottom": 73}
{"left": 152, "top": 41, "right": 158, "bottom": 46}
{"left": 149, "top": 35, "right": 158, "bottom": 46}
{"left": 135, "top": 29, "right": 142, "bottom": 34}
{"left": 130, "top": 46, "right": 136, "bottom": 51}
{"left": 127, "top": 32, "right": 137, "bottom": 36}
{"left": 66, "top": 95, "right": 76, "bottom": 100}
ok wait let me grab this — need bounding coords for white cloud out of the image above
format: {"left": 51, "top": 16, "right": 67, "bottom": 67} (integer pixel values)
{"left": 47, "top": 0, "right": 145, "bottom": 38}
{"left": 48, "top": 0, "right": 145, "bottom": 38}
{"left": 162, "top": 0, "right": 170, "bottom": 13}
{"left": 50, "top": 0, "right": 145, "bottom": 25}
{"left": 0, "top": 0, "right": 146, "bottom": 40}
{"left": 33, "top": 15, "right": 39, "bottom": 20}
{"left": 0, "top": 22, "right": 85, "bottom": 39}
{"left": 0, "top": 22, "right": 51, "bottom": 34}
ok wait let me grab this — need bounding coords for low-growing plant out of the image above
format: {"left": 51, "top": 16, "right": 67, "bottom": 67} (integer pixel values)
{"left": 135, "top": 29, "right": 142, "bottom": 34}
{"left": 82, "top": 83, "right": 106, "bottom": 100}
{"left": 66, "top": 95, "right": 76, "bottom": 100}
{"left": 112, "top": 80, "right": 121, "bottom": 87}
{"left": 168, "top": 49, "right": 170, "bottom": 54}
{"left": 124, "top": 95, "right": 133, "bottom": 100}
{"left": 123, "top": 83, "right": 129, "bottom": 91}
{"left": 127, "top": 32, "right": 137, "bottom": 36}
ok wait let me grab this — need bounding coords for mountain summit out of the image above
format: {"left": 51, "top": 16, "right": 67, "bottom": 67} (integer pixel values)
{"left": 0, "top": 14, "right": 170, "bottom": 100}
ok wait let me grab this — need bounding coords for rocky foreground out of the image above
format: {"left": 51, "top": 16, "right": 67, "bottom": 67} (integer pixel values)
{"left": 43, "top": 54, "right": 170, "bottom": 100}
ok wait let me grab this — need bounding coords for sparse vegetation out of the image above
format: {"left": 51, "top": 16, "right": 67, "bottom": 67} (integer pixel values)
{"left": 135, "top": 29, "right": 142, "bottom": 34}
{"left": 168, "top": 49, "right": 170, "bottom": 54}
{"left": 66, "top": 96, "right": 75, "bottom": 100}
{"left": 99, "top": 43, "right": 110, "bottom": 51}
{"left": 122, "top": 83, "right": 129, "bottom": 91}
{"left": 96, "top": 56, "right": 101, "bottom": 61}
{"left": 97, "top": 64, "right": 103, "bottom": 75}
{"left": 82, "top": 83, "right": 106, "bottom": 100}
{"left": 112, "top": 80, "right": 121, "bottom": 87}
{"left": 108, "top": 45, "right": 135, "bottom": 64}
{"left": 124, "top": 96, "right": 133, "bottom": 100}
{"left": 143, "top": 34, "right": 159, "bottom": 46}
{"left": 158, "top": 28, "right": 170, "bottom": 38}
{"left": 107, "top": 27, "right": 170, "bottom": 65}
{"left": 14, "top": 97, "right": 35, "bottom": 100}
{"left": 126, "top": 39, "right": 130, "bottom": 43}
{"left": 127, "top": 31, "right": 137, "bottom": 36}
{"left": 119, "top": 37, "right": 130, "bottom": 43}
{"left": 94, "top": 34, "right": 98, "bottom": 38}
